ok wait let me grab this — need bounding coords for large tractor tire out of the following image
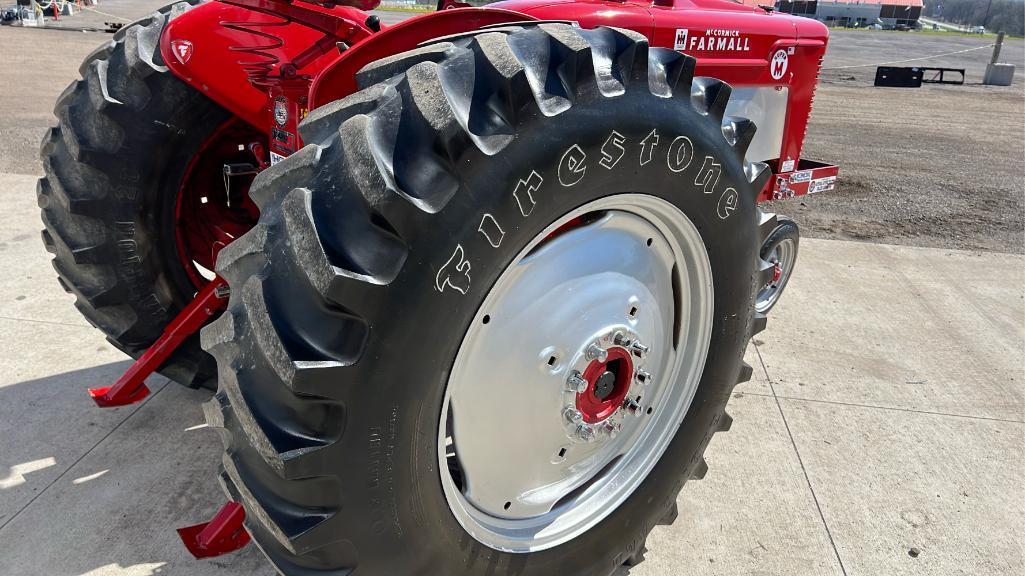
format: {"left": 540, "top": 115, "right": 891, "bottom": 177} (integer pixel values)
{"left": 39, "top": 1, "right": 257, "bottom": 389}
{"left": 203, "top": 24, "right": 776, "bottom": 575}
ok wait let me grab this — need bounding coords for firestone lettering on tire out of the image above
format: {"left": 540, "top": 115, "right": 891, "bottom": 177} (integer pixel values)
{"left": 436, "top": 244, "right": 472, "bottom": 294}
{"left": 558, "top": 144, "right": 588, "bottom": 186}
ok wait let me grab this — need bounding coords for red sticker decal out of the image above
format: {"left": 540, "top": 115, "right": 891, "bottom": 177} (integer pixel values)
{"left": 171, "top": 40, "right": 193, "bottom": 65}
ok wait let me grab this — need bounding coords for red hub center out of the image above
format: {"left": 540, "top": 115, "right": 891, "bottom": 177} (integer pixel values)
{"left": 576, "top": 347, "right": 635, "bottom": 424}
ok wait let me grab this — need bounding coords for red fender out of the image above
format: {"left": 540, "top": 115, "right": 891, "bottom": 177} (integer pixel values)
{"left": 160, "top": 1, "right": 374, "bottom": 129}
{"left": 309, "top": 8, "right": 537, "bottom": 108}
{"left": 159, "top": 2, "right": 532, "bottom": 130}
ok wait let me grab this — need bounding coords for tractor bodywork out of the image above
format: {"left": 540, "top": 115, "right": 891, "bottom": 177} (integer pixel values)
{"left": 91, "top": 0, "right": 837, "bottom": 432}
{"left": 159, "top": 0, "right": 836, "bottom": 201}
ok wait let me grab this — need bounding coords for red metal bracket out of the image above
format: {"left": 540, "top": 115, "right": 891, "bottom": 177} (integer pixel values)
{"left": 88, "top": 278, "right": 230, "bottom": 407}
{"left": 177, "top": 501, "right": 251, "bottom": 559}
{"left": 761, "top": 159, "right": 840, "bottom": 203}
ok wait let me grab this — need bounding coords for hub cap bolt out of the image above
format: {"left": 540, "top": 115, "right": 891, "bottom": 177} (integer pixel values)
{"left": 586, "top": 343, "right": 608, "bottom": 362}
{"left": 564, "top": 407, "right": 584, "bottom": 424}
{"left": 635, "top": 370, "right": 652, "bottom": 386}
{"left": 624, "top": 399, "right": 642, "bottom": 414}
{"left": 576, "top": 424, "right": 596, "bottom": 442}
{"left": 566, "top": 372, "right": 589, "bottom": 394}
{"left": 630, "top": 341, "right": 649, "bottom": 358}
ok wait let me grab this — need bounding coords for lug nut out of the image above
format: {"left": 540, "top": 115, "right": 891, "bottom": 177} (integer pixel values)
{"left": 576, "top": 424, "right": 596, "bottom": 442}
{"left": 613, "top": 331, "right": 632, "bottom": 347}
{"left": 603, "top": 421, "right": 621, "bottom": 438}
{"left": 630, "top": 341, "right": 649, "bottom": 358}
{"left": 635, "top": 370, "right": 652, "bottom": 386}
{"left": 566, "top": 372, "right": 589, "bottom": 394}
{"left": 564, "top": 407, "right": 583, "bottom": 424}
{"left": 586, "top": 343, "right": 608, "bottom": 363}
{"left": 624, "top": 399, "right": 642, "bottom": 414}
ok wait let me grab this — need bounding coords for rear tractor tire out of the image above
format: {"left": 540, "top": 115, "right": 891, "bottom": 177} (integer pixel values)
{"left": 39, "top": 1, "right": 257, "bottom": 389}
{"left": 202, "top": 23, "right": 778, "bottom": 575}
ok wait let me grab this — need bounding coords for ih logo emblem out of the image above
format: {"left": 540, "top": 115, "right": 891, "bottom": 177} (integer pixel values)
{"left": 673, "top": 29, "right": 688, "bottom": 51}
{"left": 770, "top": 49, "right": 788, "bottom": 80}
{"left": 171, "top": 40, "right": 193, "bottom": 64}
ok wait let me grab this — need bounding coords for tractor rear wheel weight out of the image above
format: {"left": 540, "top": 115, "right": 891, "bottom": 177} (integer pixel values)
{"left": 203, "top": 23, "right": 776, "bottom": 575}
{"left": 39, "top": 1, "right": 239, "bottom": 389}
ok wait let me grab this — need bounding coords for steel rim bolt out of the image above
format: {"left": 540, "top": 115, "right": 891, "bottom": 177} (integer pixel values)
{"left": 564, "top": 407, "right": 584, "bottom": 424}
{"left": 635, "top": 370, "right": 652, "bottom": 386}
{"left": 576, "top": 424, "right": 596, "bottom": 442}
{"left": 566, "top": 372, "right": 589, "bottom": 394}
{"left": 630, "top": 341, "right": 649, "bottom": 358}
{"left": 586, "top": 343, "right": 608, "bottom": 362}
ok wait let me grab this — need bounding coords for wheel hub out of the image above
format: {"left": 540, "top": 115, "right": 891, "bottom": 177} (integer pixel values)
{"left": 563, "top": 329, "right": 648, "bottom": 441}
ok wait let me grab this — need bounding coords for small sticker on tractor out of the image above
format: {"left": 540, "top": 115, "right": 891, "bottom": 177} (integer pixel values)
{"left": 170, "top": 40, "right": 193, "bottom": 64}
{"left": 781, "top": 158, "right": 795, "bottom": 173}
{"left": 790, "top": 170, "right": 812, "bottom": 183}
{"left": 809, "top": 176, "right": 837, "bottom": 194}
{"left": 270, "top": 151, "right": 287, "bottom": 165}
{"left": 274, "top": 98, "right": 289, "bottom": 127}
{"left": 770, "top": 49, "right": 789, "bottom": 80}
{"left": 674, "top": 29, "right": 688, "bottom": 50}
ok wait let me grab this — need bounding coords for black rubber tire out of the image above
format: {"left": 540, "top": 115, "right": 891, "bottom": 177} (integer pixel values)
{"left": 38, "top": 1, "right": 227, "bottom": 389}
{"left": 757, "top": 216, "right": 800, "bottom": 314}
{"left": 202, "top": 24, "right": 778, "bottom": 575}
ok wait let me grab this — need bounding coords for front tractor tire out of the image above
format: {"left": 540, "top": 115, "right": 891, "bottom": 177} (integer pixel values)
{"left": 39, "top": 1, "right": 253, "bottom": 389}
{"left": 203, "top": 24, "right": 777, "bottom": 575}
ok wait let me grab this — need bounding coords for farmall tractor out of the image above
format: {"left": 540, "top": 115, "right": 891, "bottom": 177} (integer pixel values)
{"left": 39, "top": 0, "right": 837, "bottom": 573}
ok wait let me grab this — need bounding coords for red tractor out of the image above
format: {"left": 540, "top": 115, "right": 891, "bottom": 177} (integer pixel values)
{"left": 39, "top": 0, "right": 837, "bottom": 573}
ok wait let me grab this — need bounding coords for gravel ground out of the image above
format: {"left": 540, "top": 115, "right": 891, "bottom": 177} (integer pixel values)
{"left": 2, "top": 7, "right": 1022, "bottom": 252}
{"left": 772, "top": 30, "right": 1025, "bottom": 254}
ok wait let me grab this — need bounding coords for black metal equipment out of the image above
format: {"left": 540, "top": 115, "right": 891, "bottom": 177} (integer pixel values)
{"left": 875, "top": 66, "right": 965, "bottom": 87}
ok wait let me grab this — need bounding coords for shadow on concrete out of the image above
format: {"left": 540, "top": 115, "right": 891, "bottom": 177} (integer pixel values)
{"left": 0, "top": 361, "right": 270, "bottom": 575}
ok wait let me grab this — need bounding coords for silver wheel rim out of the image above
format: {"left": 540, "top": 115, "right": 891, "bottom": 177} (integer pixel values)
{"left": 438, "top": 194, "right": 714, "bottom": 553}
{"left": 756, "top": 236, "right": 796, "bottom": 313}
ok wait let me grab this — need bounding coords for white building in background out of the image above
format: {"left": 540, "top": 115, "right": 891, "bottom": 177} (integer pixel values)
{"left": 775, "top": 0, "right": 924, "bottom": 28}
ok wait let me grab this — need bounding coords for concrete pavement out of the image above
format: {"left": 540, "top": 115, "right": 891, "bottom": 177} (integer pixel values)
{"left": 0, "top": 169, "right": 1022, "bottom": 575}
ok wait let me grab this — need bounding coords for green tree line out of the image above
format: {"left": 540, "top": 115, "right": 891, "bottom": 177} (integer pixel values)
{"left": 924, "top": 0, "right": 1025, "bottom": 36}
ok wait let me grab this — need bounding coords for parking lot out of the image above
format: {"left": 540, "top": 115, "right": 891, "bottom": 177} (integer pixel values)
{"left": 0, "top": 3, "right": 1022, "bottom": 575}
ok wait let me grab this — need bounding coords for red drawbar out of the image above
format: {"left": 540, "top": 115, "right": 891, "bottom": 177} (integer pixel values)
{"left": 177, "top": 502, "right": 251, "bottom": 559}
{"left": 576, "top": 347, "right": 635, "bottom": 424}
{"left": 88, "top": 278, "right": 229, "bottom": 407}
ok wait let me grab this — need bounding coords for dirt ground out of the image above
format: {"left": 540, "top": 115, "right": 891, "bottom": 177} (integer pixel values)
{"left": 2, "top": 6, "right": 1023, "bottom": 252}
{"left": 775, "top": 30, "right": 1025, "bottom": 254}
